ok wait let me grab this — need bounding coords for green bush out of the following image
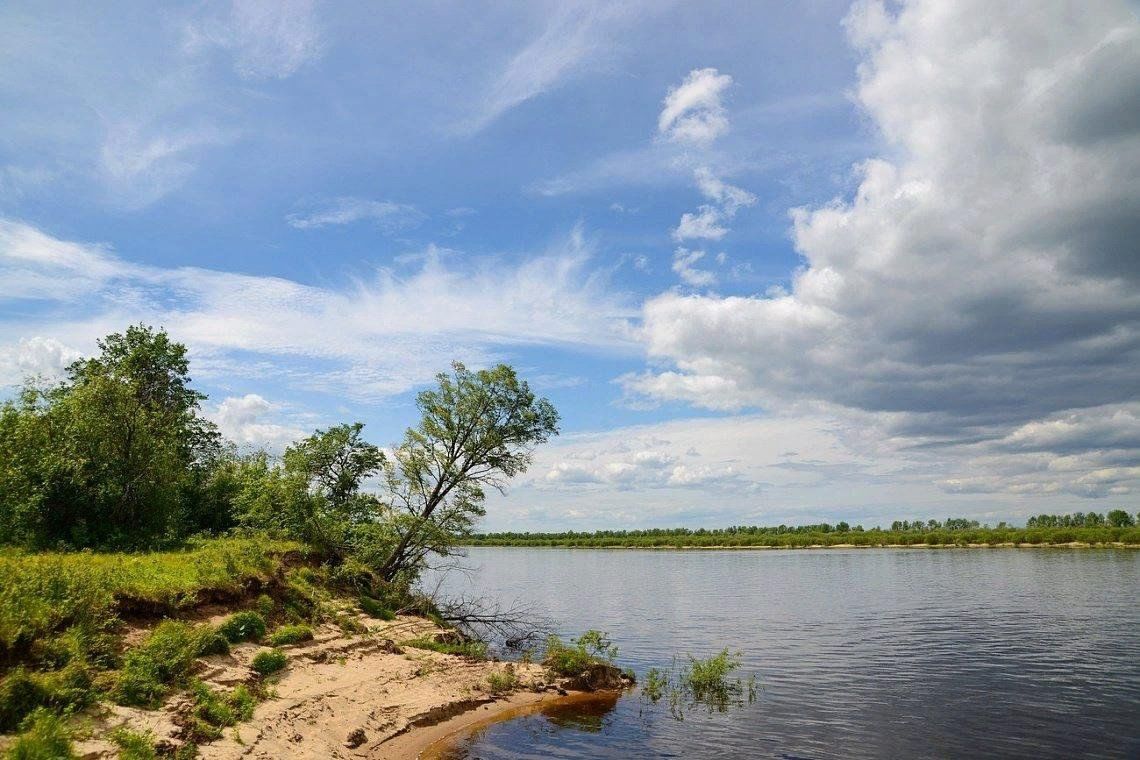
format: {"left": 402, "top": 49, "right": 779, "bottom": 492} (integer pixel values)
{"left": 250, "top": 649, "right": 287, "bottom": 676}
{"left": 5, "top": 708, "right": 74, "bottom": 760}
{"left": 185, "top": 682, "right": 257, "bottom": 743}
{"left": 543, "top": 630, "right": 617, "bottom": 677}
{"left": 109, "top": 727, "right": 158, "bottom": 760}
{"left": 0, "top": 661, "right": 94, "bottom": 734}
{"left": 267, "top": 625, "right": 313, "bottom": 646}
{"left": 486, "top": 667, "right": 518, "bottom": 694}
{"left": 114, "top": 621, "right": 224, "bottom": 707}
{"left": 357, "top": 596, "right": 395, "bottom": 621}
{"left": 216, "top": 612, "right": 266, "bottom": 644}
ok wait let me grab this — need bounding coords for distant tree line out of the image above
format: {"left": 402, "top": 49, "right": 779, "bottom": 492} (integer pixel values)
{"left": 0, "top": 325, "right": 557, "bottom": 583}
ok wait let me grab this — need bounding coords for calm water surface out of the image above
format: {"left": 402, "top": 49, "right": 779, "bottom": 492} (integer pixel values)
{"left": 431, "top": 548, "right": 1140, "bottom": 759}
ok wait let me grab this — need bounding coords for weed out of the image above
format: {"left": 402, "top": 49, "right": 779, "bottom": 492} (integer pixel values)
{"left": 400, "top": 637, "right": 487, "bottom": 661}
{"left": 216, "top": 612, "right": 266, "bottom": 644}
{"left": 357, "top": 596, "right": 395, "bottom": 621}
{"left": 250, "top": 649, "right": 287, "bottom": 677}
{"left": 109, "top": 727, "right": 158, "bottom": 760}
{"left": 486, "top": 667, "right": 518, "bottom": 695}
{"left": 266, "top": 625, "right": 313, "bottom": 646}
{"left": 5, "top": 708, "right": 74, "bottom": 760}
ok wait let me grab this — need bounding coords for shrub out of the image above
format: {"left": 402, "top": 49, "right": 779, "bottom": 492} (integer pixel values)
{"left": 357, "top": 596, "right": 395, "bottom": 621}
{"left": 250, "top": 649, "right": 287, "bottom": 677}
{"left": 109, "top": 727, "right": 158, "bottom": 760}
{"left": 5, "top": 708, "right": 74, "bottom": 760}
{"left": 267, "top": 625, "right": 313, "bottom": 646}
{"left": 216, "top": 612, "right": 266, "bottom": 644}
{"left": 185, "top": 682, "right": 257, "bottom": 743}
{"left": 543, "top": 630, "right": 616, "bottom": 677}
{"left": 114, "top": 621, "right": 223, "bottom": 707}
{"left": 486, "top": 667, "right": 518, "bottom": 695}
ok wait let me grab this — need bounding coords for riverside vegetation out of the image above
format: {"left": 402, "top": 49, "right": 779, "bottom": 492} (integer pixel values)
{"left": 467, "top": 514, "right": 1140, "bottom": 549}
{"left": 0, "top": 324, "right": 568, "bottom": 757}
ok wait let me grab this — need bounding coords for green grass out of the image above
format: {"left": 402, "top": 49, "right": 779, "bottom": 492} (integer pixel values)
{"left": 250, "top": 649, "right": 287, "bottom": 677}
{"left": 357, "top": 595, "right": 395, "bottom": 621}
{"left": 113, "top": 621, "right": 232, "bottom": 707}
{"left": 543, "top": 631, "right": 617, "bottom": 677}
{"left": 486, "top": 667, "right": 518, "bottom": 694}
{"left": 185, "top": 681, "right": 257, "bottom": 742}
{"left": 216, "top": 612, "right": 266, "bottom": 644}
{"left": 0, "top": 538, "right": 302, "bottom": 657}
{"left": 267, "top": 625, "right": 313, "bottom": 646}
{"left": 109, "top": 727, "right": 158, "bottom": 760}
{"left": 400, "top": 637, "right": 487, "bottom": 660}
{"left": 4, "top": 708, "right": 74, "bottom": 759}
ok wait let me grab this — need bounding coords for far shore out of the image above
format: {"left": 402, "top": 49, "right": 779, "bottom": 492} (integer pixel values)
{"left": 464, "top": 542, "right": 1140, "bottom": 551}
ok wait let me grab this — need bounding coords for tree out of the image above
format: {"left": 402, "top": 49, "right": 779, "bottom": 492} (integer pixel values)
{"left": 377, "top": 362, "right": 559, "bottom": 581}
{"left": 1106, "top": 509, "right": 1135, "bottom": 528}
{"left": 0, "top": 325, "right": 220, "bottom": 547}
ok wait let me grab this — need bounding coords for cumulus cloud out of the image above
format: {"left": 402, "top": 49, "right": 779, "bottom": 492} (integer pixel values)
{"left": 627, "top": 0, "right": 1140, "bottom": 499}
{"left": 671, "top": 248, "right": 717, "bottom": 287}
{"left": 286, "top": 199, "right": 427, "bottom": 232}
{"left": 658, "top": 68, "right": 733, "bottom": 144}
{"left": 209, "top": 393, "right": 308, "bottom": 450}
{"left": 672, "top": 168, "right": 756, "bottom": 242}
{"left": 0, "top": 337, "right": 81, "bottom": 387}
{"left": 0, "top": 220, "right": 635, "bottom": 400}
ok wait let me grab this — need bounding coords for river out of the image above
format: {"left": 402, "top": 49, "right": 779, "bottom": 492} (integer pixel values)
{"left": 429, "top": 547, "right": 1140, "bottom": 759}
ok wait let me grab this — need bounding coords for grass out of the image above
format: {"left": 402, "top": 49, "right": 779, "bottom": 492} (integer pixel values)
{"left": 543, "top": 630, "right": 617, "bottom": 677}
{"left": 216, "top": 612, "right": 266, "bottom": 644}
{"left": 113, "top": 621, "right": 231, "bottom": 708}
{"left": 185, "top": 681, "right": 257, "bottom": 742}
{"left": 357, "top": 595, "right": 395, "bottom": 621}
{"left": 4, "top": 708, "right": 74, "bottom": 759}
{"left": 0, "top": 538, "right": 302, "bottom": 657}
{"left": 250, "top": 649, "right": 287, "bottom": 677}
{"left": 267, "top": 625, "right": 313, "bottom": 646}
{"left": 642, "top": 650, "right": 756, "bottom": 719}
{"left": 109, "top": 727, "right": 158, "bottom": 760}
{"left": 486, "top": 667, "right": 518, "bottom": 694}
{"left": 400, "top": 637, "right": 488, "bottom": 660}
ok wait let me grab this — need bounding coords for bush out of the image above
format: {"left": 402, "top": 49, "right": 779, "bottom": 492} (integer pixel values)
{"left": 250, "top": 649, "right": 287, "bottom": 677}
{"left": 216, "top": 612, "right": 266, "bottom": 644}
{"left": 185, "top": 682, "right": 257, "bottom": 743}
{"left": 357, "top": 596, "right": 395, "bottom": 621}
{"left": 267, "top": 625, "right": 313, "bottom": 646}
{"left": 543, "top": 630, "right": 617, "bottom": 677}
{"left": 0, "top": 662, "right": 95, "bottom": 734}
{"left": 114, "top": 621, "right": 224, "bottom": 707}
{"left": 5, "top": 708, "right": 74, "bottom": 759}
{"left": 109, "top": 727, "right": 158, "bottom": 760}
{"left": 486, "top": 667, "right": 518, "bottom": 695}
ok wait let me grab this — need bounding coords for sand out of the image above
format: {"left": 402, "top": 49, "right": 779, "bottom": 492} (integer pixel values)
{"left": 73, "top": 614, "right": 605, "bottom": 760}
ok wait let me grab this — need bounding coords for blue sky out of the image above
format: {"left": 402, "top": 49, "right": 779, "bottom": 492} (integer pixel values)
{"left": 2, "top": 1, "right": 1138, "bottom": 530}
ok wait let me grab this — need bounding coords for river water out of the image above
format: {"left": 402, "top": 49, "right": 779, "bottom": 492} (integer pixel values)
{"left": 429, "top": 547, "right": 1140, "bottom": 759}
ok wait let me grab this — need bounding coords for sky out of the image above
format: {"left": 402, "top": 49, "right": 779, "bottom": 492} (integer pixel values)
{"left": 2, "top": 0, "right": 1138, "bottom": 531}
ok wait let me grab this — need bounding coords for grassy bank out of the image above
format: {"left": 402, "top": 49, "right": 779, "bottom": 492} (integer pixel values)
{"left": 466, "top": 525, "right": 1140, "bottom": 549}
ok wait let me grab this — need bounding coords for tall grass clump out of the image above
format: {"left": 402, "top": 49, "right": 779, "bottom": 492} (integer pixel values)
{"left": 216, "top": 612, "right": 266, "bottom": 644}
{"left": 108, "top": 728, "right": 159, "bottom": 760}
{"left": 250, "top": 649, "right": 287, "bottom": 677}
{"left": 267, "top": 625, "right": 313, "bottom": 646}
{"left": 4, "top": 708, "right": 74, "bottom": 759}
{"left": 184, "top": 681, "right": 257, "bottom": 742}
{"left": 113, "top": 621, "right": 229, "bottom": 707}
{"left": 641, "top": 649, "right": 756, "bottom": 719}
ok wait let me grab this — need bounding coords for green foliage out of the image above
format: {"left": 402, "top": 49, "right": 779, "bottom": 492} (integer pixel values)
{"left": 377, "top": 362, "right": 559, "bottom": 581}
{"left": 0, "top": 662, "right": 94, "bottom": 734}
{"left": 0, "top": 538, "right": 299, "bottom": 657}
{"left": 113, "top": 621, "right": 228, "bottom": 707}
{"left": 486, "top": 667, "right": 518, "bottom": 694}
{"left": 468, "top": 521, "right": 1140, "bottom": 548}
{"left": 542, "top": 631, "right": 617, "bottom": 677}
{"left": 400, "top": 637, "right": 488, "bottom": 660}
{"left": 357, "top": 596, "right": 395, "bottom": 621}
{"left": 216, "top": 612, "right": 266, "bottom": 644}
{"left": 267, "top": 625, "right": 313, "bottom": 646}
{"left": 4, "top": 709, "right": 74, "bottom": 760}
{"left": 641, "top": 650, "right": 756, "bottom": 720}
{"left": 0, "top": 325, "right": 222, "bottom": 549}
{"left": 109, "top": 727, "right": 158, "bottom": 760}
{"left": 185, "top": 682, "right": 256, "bottom": 743}
{"left": 250, "top": 649, "right": 287, "bottom": 677}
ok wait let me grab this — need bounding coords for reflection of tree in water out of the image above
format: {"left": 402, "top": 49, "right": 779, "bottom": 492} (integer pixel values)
{"left": 540, "top": 691, "right": 620, "bottom": 733}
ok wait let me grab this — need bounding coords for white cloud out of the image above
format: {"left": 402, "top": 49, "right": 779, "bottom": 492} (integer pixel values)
{"left": 185, "top": 0, "right": 322, "bottom": 80}
{"left": 626, "top": 0, "right": 1140, "bottom": 502}
{"left": 286, "top": 199, "right": 427, "bottom": 232}
{"left": 671, "top": 248, "right": 716, "bottom": 287}
{"left": 0, "top": 337, "right": 81, "bottom": 387}
{"left": 0, "top": 219, "right": 636, "bottom": 401}
{"left": 99, "top": 123, "right": 236, "bottom": 210}
{"left": 658, "top": 68, "right": 733, "bottom": 145}
{"left": 209, "top": 393, "right": 308, "bottom": 450}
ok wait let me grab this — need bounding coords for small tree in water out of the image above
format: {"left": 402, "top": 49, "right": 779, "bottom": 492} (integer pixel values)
{"left": 377, "top": 362, "right": 559, "bottom": 582}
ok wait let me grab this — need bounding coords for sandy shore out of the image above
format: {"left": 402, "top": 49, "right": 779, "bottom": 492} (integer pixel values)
{"left": 73, "top": 613, "right": 607, "bottom": 760}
